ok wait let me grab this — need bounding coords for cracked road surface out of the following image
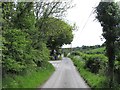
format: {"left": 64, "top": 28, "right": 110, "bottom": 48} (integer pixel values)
{"left": 41, "top": 57, "right": 90, "bottom": 88}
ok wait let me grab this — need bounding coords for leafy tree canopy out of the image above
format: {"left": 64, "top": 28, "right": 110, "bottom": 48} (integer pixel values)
{"left": 37, "top": 17, "right": 73, "bottom": 49}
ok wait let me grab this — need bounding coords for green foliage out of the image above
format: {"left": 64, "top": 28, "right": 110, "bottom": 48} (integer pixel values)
{"left": 85, "top": 57, "right": 100, "bottom": 74}
{"left": 33, "top": 43, "right": 50, "bottom": 67}
{"left": 64, "top": 52, "right": 68, "bottom": 57}
{"left": 70, "top": 51, "right": 80, "bottom": 56}
{"left": 70, "top": 56, "right": 107, "bottom": 88}
{"left": 96, "top": 2, "right": 120, "bottom": 87}
{"left": 71, "top": 51, "right": 108, "bottom": 74}
{"left": 62, "top": 48, "right": 71, "bottom": 57}
{"left": 42, "top": 17, "right": 73, "bottom": 47}
{"left": 3, "top": 29, "right": 32, "bottom": 73}
{"left": 2, "top": 1, "right": 73, "bottom": 88}
{"left": 115, "top": 60, "right": 120, "bottom": 84}
{"left": 96, "top": 2, "right": 120, "bottom": 29}
{"left": 3, "top": 62, "right": 55, "bottom": 88}
{"left": 15, "top": 3, "right": 35, "bottom": 30}
{"left": 85, "top": 47, "right": 105, "bottom": 54}
{"left": 78, "top": 51, "right": 108, "bottom": 63}
{"left": 37, "top": 17, "right": 73, "bottom": 59}
{"left": 37, "top": 17, "right": 73, "bottom": 43}
{"left": 2, "top": 2, "right": 51, "bottom": 74}
{"left": 69, "top": 46, "right": 120, "bottom": 89}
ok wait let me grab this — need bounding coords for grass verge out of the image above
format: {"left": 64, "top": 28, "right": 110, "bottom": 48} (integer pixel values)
{"left": 2, "top": 62, "right": 55, "bottom": 89}
{"left": 69, "top": 56, "right": 107, "bottom": 89}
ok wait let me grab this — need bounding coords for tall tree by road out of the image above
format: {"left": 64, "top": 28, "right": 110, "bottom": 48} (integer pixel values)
{"left": 44, "top": 17, "right": 73, "bottom": 59}
{"left": 95, "top": 1, "right": 120, "bottom": 88}
{"left": 2, "top": 1, "right": 74, "bottom": 75}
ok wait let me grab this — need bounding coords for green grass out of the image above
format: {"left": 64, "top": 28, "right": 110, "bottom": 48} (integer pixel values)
{"left": 70, "top": 56, "right": 108, "bottom": 88}
{"left": 89, "top": 47, "right": 105, "bottom": 52}
{"left": 2, "top": 63, "right": 55, "bottom": 88}
{"left": 70, "top": 53, "right": 120, "bottom": 89}
{"left": 85, "top": 47, "right": 105, "bottom": 54}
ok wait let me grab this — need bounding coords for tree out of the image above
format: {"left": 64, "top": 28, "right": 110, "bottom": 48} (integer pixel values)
{"left": 95, "top": 1, "right": 120, "bottom": 88}
{"left": 34, "top": 0, "right": 73, "bottom": 48}
{"left": 34, "top": 0, "right": 73, "bottom": 20}
{"left": 2, "top": 2, "right": 37, "bottom": 74}
{"left": 37, "top": 17, "right": 73, "bottom": 59}
{"left": 2, "top": 1, "right": 73, "bottom": 74}
{"left": 2, "top": 29, "right": 32, "bottom": 74}
{"left": 2, "top": 2, "right": 50, "bottom": 74}
{"left": 2, "top": 0, "right": 74, "bottom": 76}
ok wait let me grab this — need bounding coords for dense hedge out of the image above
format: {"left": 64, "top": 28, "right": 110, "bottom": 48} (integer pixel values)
{"left": 69, "top": 48, "right": 120, "bottom": 88}
{"left": 2, "top": 28, "right": 50, "bottom": 75}
{"left": 71, "top": 51, "right": 108, "bottom": 74}
{"left": 69, "top": 56, "right": 107, "bottom": 88}
{"left": 3, "top": 62, "right": 55, "bottom": 88}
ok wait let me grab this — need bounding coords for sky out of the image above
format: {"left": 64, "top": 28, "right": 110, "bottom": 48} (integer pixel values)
{"left": 62, "top": 0, "right": 120, "bottom": 48}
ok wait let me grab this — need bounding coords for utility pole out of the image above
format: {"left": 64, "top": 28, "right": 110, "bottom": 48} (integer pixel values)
{"left": 70, "top": 43, "right": 72, "bottom": 54}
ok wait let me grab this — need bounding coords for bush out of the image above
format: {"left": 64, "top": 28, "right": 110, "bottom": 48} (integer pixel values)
{"left": 77, "top": 52, "right": 108, "bottom": 74}
{"left": 85, "top": 57, "right": 100, "bottom": 74}
{"left": 2, "top": 62, "right": 55, "bottom": 88}
{"left": 70, "top": 51, "right": 80, "bottom": 56}
{"left": 2, "top": 29, "right": 51, "bottom": 75}
{"left": 32, "top": 43, "right": 50, "bottom": 67}
{"left": 115, "top": 60, "right": 120, "bottom": 84}
{"left": 85, "top": 47, "right": 105, "bottom": 54}
{"left": 2, "top": 29, "right": 32, "bottom": 74}
{"left": 70, "top": 56, "right": 107, "bottom": 88}
{"left": 64, "top": 52, "right": 68, "bottom": 57}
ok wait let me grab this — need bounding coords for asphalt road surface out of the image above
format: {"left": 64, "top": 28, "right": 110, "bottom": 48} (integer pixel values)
{"left": 41, "top": 57, "right": 90, "bottom": 88}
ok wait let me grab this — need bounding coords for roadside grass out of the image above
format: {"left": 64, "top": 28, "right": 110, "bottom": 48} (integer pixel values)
{"left": 2, "top": 62, "right": 55, "bottom": 89}
{"left": 86, "top": 47, "right": 105, "bottom": 54}
{"left": 70, "top": 56, "right": 108, "bottom": 89}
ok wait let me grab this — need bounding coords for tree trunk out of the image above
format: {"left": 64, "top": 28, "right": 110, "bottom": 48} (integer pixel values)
{"left": 106, "top": 40, "right": 115, "bottom": 88}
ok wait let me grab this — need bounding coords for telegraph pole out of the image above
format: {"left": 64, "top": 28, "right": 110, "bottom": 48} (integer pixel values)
{"left": 70, "top": 43, "right": 72, "bottom": 54}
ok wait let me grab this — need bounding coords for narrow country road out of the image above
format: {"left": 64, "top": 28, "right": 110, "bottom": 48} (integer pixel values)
{"left": 40, "top": 57, "right": 90, "bottom": 89}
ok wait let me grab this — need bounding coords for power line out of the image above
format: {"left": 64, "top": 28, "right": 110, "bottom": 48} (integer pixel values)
{"left": 80, "top": 9, "right": 94, "bottom": 33}
{"left": 79, "top": 2, "right": 99, "bottom": 34}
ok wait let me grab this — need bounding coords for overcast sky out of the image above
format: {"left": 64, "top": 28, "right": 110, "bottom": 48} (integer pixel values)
{"left": 62, "top": 0, "right": 104, "bottom": 48}
{"left": 62, "top": 0, "right": 119, "bottom": 48}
